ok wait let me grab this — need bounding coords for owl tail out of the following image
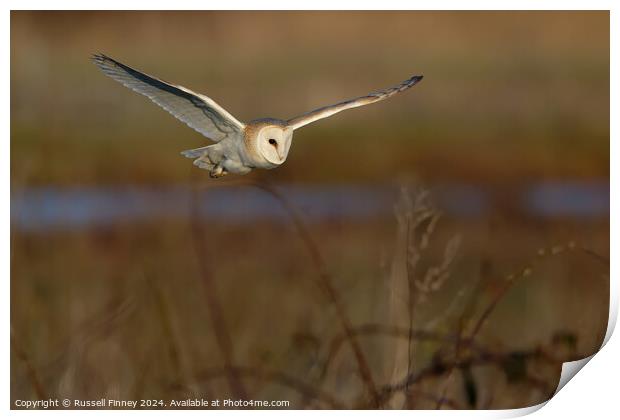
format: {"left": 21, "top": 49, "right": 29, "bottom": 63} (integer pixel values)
{"left": 181, "top": 146, "right": 214, "bottom": 170}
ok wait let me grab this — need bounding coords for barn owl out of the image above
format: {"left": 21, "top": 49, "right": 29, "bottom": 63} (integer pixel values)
{"left": 92, "top": 54, "right": 423, "bottom": 178}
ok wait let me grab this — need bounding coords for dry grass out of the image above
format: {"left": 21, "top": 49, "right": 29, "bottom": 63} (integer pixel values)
{"left": 11, "top": 183, "right": 608, "bottom": 409}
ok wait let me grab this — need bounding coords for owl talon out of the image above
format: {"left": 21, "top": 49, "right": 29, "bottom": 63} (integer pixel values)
{"left": 209, "top": 166, "right": 227, "bottom": 178}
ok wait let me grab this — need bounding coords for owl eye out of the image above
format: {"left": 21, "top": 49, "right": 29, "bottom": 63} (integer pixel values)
{"left": 268, "top": 138, "right": 277, "bottom": 146}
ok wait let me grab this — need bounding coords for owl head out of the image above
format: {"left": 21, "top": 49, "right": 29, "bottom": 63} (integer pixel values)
{"left": 251, "top": 119, "right": 293, "bottom": 166}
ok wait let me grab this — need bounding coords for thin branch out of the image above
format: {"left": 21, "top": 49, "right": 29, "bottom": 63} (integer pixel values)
{"left": 405, "top": 215, "right": 414, "bottom": 392}
{"left": 469, "top": 242, "right": 578, "bottom": 340}
{"left": 34, "top": 292, "right": 140, "bottom": 376}
{"left": 435, "top": 316, "right": 465, "bottom": 409}
{"left": 578, "top": 245, "right": 610, "bottom": 266}
{"left": 379, "top": 347, "right": 584, "bottom": 403}
{"left": 11, "top": 328, "right": 46, "bottom": 400}
{"left": 145, "top": 274, "right": 192, "bottom": 386}
{"left": 250, "top": 182, "right": 381, "bottom": 407}
{"left": 190, "top": 181, "right": 248, "bottom": 401}
{"left": 321, "top": 323, "right": 481, "bottom": 379}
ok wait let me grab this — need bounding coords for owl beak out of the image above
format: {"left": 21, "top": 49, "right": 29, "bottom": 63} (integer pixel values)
{"left": 277, "top": 143, "right": 286, "bottom": 161}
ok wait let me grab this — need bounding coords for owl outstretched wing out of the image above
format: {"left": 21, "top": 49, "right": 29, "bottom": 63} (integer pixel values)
{"left": 286, "top": 75, "right": 423, "bottom": 130}
{"left": 92, "top": 54, "right": 245, "bottom": 142}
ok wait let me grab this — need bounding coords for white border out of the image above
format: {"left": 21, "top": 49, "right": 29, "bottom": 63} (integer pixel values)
{"left": 4, "top": 2, "right": 616, "bottom": 419}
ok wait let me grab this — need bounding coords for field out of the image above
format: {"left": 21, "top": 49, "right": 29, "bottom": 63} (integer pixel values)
{"left": 10, "top": 11, "right": 609, "bottom": 409}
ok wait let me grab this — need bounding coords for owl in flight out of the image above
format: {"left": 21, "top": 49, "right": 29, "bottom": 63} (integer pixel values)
{"left": 93, "top": 54, "right": 423, "bottom": 178}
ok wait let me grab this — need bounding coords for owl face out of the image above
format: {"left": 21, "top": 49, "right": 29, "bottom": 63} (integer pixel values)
{"left": 256, "top": 125, "right": 293, "bottom": 165}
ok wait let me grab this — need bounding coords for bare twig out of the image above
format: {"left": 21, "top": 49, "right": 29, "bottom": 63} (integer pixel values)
{"left": 405, "top": 215, "right": 414, "bottom": 392}
{"left": 11, "top": 327, "right": 46, "bottom": 400}
{"left": 250, "top": 182, "right": 381, "bottom": 407}
{"left": 379, "top": 346, "right": 584, "bottom": 404}
{"left": 145, "top": 274, "right": 193, "bottom": 387}
{"left": 578, "top": 246, "right": 610, "bottom": 266}
{"left": 469, "top": 241, "right": 578, "bottom": 340}
{"left": 321, "top": 323, "right": 481, "bottom": 379}
{"left": 190, "top": 181, "right": 248, "bottom": 401}
{"left": 381, "top": 239, "right": 586, "bottom": 407}
{"left": 435, "top": 316, "right": 465, "bottom": 409}
{"left": 35, "top": 291, "right": 140, "bottom": 378}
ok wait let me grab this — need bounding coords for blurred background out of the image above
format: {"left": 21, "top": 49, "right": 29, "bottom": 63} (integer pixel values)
{"left": 11, "top": 11, "right": 609, "bottom": 409}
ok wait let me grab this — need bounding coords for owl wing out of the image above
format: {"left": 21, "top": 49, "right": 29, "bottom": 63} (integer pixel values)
{"left": 92, "top": 54, "right": 245, "bottom": 142}
{"left": 286, "top": 75, "right": 423, "bottom": 130}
